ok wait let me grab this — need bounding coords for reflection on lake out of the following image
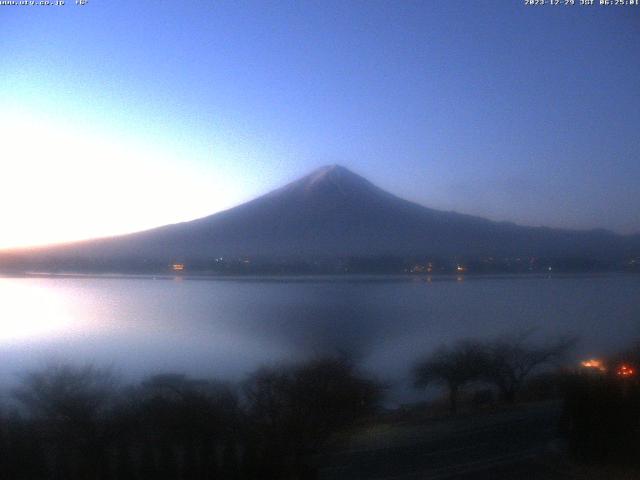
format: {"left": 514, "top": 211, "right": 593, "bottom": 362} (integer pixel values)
{"left": 1, "top": 274, "right": 639, "bottom": 403}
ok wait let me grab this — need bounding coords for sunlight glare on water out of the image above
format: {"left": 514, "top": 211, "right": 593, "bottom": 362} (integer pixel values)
{"left": 0, "top": 278, "right": 79, "bottom": 343}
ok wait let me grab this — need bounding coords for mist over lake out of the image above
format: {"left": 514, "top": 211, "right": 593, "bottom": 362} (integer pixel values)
{"left": 1, "top": 274, "right": 639, "bottom": 403}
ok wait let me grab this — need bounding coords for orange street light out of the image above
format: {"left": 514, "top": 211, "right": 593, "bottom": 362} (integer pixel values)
{"left": 581, "top": 359, "right": 606, "bottom": 372}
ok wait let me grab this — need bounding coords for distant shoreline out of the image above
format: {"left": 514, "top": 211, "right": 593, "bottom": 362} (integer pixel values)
{"left": 0, "top": 270, "right": 636, "bottom": 283}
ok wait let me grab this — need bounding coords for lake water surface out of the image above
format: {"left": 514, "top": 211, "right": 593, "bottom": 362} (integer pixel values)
{"left": 1, "top": 274, "right": 639, "bottom": 403}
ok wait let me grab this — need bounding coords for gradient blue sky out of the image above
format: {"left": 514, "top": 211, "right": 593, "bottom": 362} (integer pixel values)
{"left": 1, "top": 1, "right": 639, "bottom": 248}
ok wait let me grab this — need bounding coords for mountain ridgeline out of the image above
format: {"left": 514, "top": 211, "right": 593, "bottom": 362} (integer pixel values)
{"left": 2, "top": 165, "right": 639, "bottom": 274}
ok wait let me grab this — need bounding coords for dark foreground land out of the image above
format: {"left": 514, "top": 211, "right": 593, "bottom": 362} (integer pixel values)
{"left": 3, "top": 339, "right": 639, "bottom": 479}
{"left": 320, "top": 402, "right": 637, "bottom": 480}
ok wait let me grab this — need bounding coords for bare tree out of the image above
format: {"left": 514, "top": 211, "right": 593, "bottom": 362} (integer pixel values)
{"left": 244, "top": 356, "right": 380, "bottom": 444}
{"left": 480, "top": 332, "right": 575, "bottom": 403}
{"left": 14, "top": 363, "right": 118, "bottom": 425}
{"left": 13, "top": 363, "right": 119, "bottom": 479}
{"left": 413, "top": 341, "right": 485, "bottom": 414}
{"left": 243, "top": 356, "right": 382, "bottom": 477}
{"left": 131, "top": 373, "right": 240, "bottom": 480}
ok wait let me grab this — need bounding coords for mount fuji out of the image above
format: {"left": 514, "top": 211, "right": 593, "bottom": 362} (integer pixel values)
{"left": 2, "top": 165, "right": 638, "bottom": 271}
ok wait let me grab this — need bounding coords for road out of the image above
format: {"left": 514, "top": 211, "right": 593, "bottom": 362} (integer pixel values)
{"left": 319, "top": 402, "right": 574, "bottom": 479}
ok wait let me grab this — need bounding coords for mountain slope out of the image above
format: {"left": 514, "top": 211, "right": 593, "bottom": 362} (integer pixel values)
{"left": 3, "top": 165, "right": 639, "bottom": 268}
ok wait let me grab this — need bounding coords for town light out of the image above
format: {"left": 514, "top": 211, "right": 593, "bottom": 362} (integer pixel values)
{"left": 616, "top": 364, "right": 635, "bottom": 378}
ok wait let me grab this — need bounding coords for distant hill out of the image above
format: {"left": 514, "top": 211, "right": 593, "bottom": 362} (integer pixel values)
{"left": 1, "top": 165, "right": 639, "bottom": 273}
